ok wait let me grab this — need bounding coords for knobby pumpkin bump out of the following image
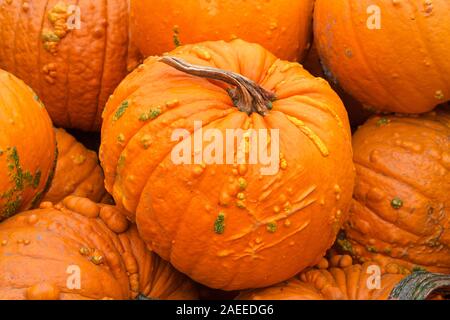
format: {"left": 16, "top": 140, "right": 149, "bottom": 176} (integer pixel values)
{"left": 0, "top": 0, "right": 140, "bottom": 131}
{"left": 0, "top": 196, "right": 199, "bottom": 300}
{"left": 341, "top": 109, "right": 450, "bottom": 274}
{"left": 0, "top": 69, "right": 56, "bottom": 221}
{"left": 237, "top": 255, "right": 450, "bottom": 300}
{"left": 100, "top": 39, "right": 355, "bottom": 290}
{"left": 43, "top": 128, "right": 111, "bottom": 204}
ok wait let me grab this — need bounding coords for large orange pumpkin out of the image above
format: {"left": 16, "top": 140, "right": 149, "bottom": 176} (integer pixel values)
{"left": 0, "top": 0, "right": 139, "bottom": 131}
{"left": 314, "top": 0, "right": 450, "bottom": 113}
{"left": 0, "top": 69, "right": 56, "bottom": 221}
{"left": 0, "top": 196, "right": 198, "bottom": 300}
{"left": 130, "top": 0, "right": 315, "bottom": 61}
{"left": 100, "top": 39, "right": 355, "bottom": 290}
{"left": 43, "top": 128, "right": 110, "bottom": 204}
{"left": 340, "top": 109, "right": 450, "bottom": 274}
{"left": 237, "top": 255, "right": 450, "bottom": 300}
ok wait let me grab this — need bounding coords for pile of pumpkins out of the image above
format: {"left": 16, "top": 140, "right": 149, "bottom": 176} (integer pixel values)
{"left": 0, "top": 0, "right": 448, "bottom": 300}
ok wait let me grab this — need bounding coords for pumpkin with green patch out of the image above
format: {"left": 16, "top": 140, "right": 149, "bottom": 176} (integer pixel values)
{"left": 0, "top": 0, "right": 140, "bottom": 131}
{"left": 341, "top": 109, "right": 450, "bottom": 274}
{"left": 0, "top": 69, "right": 56, "bottom": 221}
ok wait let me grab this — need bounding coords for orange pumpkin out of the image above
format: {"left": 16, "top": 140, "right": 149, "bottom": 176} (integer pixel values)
{"left": 0, "top": 0, "right": 139, "bottom": 131}
{"left": 0, "top": 196, "right": 198, "bottom": 300}
{"left": 237, "top": 255, "right": 450, "bottom": 300}
{"left": 43, "top": 128, "right": 110, "bottom": 204}
{"left": 100, "top": 39, "right": 355, "bottom": 290}
{"left": 314, "top": 0, "right": 450, "bottom": 113}
{"left": 302, "top": 44, "right": 374, "bottom": 130}
{"left": 130, "top": 0, "right": 315, "bottom": 61}
{"left": 340, "top": 109, "right": 450, "bottom": 274}
{"left": 0, "top": 69, "right": 56, "bottom": 221}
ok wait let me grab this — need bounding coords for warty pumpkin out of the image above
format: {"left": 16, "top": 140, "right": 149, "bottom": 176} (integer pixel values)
{"left": 100, "top": 39, "right": 355, "bottom": 290}
{"left": 339, "top": 109, "right": 450, "bottom": 274}
{"left": 0, "top": 0, "right": 140, "bottom": 131}
{"left": 237, "top": 255, "right": 450, "bottom": 300}
{"left": 314, "top": 0, "right": 450, "bottom": 113}
{"left": 130, "top": 0, "right": 315, "bottom": 61}
{"left": 0, "top": 196, "right": 198, "bottom": 300}
{"left": 43, "top": 128, "right": 110, "bottom": 204}
{"left": 0, "top": 69, "right": 56, "bottom": 221}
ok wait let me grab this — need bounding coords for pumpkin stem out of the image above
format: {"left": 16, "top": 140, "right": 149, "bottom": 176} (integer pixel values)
{"left": 389, "top": 271, "right": 450, "bottom": 300}
{"left": 159, "top": 56, "right": 276, "bottom": 116}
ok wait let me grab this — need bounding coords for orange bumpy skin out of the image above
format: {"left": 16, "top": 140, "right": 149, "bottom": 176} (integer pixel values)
{"left": 341, "top": 109, "right": 450, "bottom": 273}
{"left": 314, "top": 0, "right": 450, "bottom": 113}
{"left": 100, "top": 39, "right": 355, "bottom": 290}
{"left": 0, "top": 196, "right": 198, "bottom": 300}
{"left": 43, "top": 128, "right": 109, "bottom": 204}
{"left": 130, "top": 0, "right": 315, "bottom": 61}
{"left": 237, "top": 255, "right": 406, "bottom": 300}
{"left": 0, "top": 0, "right": 139, "bottom": 131}
{"left": 0, "top": 69, "right": 56, "bottom": 221}
{"left": 302, "top": 44, "right": 373, "bottom": 130}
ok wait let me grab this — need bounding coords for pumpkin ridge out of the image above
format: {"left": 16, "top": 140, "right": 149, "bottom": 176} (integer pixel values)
{"left": 283, "top": 95, "right": 345, "bottom": 130}
{"left": 286, "top": 114, "right": 329, "bottom": 157}
{"left": 54, "top": 132, "right": 78, "bottom": 160}
{"left": 90, "top": 0, "right": 110, "bottom": 132}
{"left": 102, "top": 92, "right": 235, "bottom": 193}
{"left": 67, "top": 219, "right": 131, "bottom": 291}
{"left": 64, "top": 0, "right": 82, "bottom": 129}
{"left": 390, "top": 117, "right": 450, "bottom": 135}
{"left": 164, "top": 114, "right": 250, "bottom": 267}
{"left": 351, "top": 240, "right": 450, "bottom": 272}
{"left": 259, "top": 59, "right": 281, "bottom": 86}
{"left": 405, "top": 0, "right": 450, "bottom": 95}
{"left": 345, "top": 1, "right": 404, "bottom": 111}
{"left": 350, "top": 197, "right": 423, "bottom": 241}
{"left": 354, "top": 159, "right": 435, "bottom": 201}
{"left": 36, "top": 0, "right": 51, "bottom": 99}
{"left": 113, "top": 99, "right": 235, "bottom": 153}
{"left": 11, "top": 0, "right": 22, "bottom": 75}
{"left": 70, "top": 155, "right": 101, "bottom": 194}
{"left": 116, "top": 108, "right": 240, "bottom": 212}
